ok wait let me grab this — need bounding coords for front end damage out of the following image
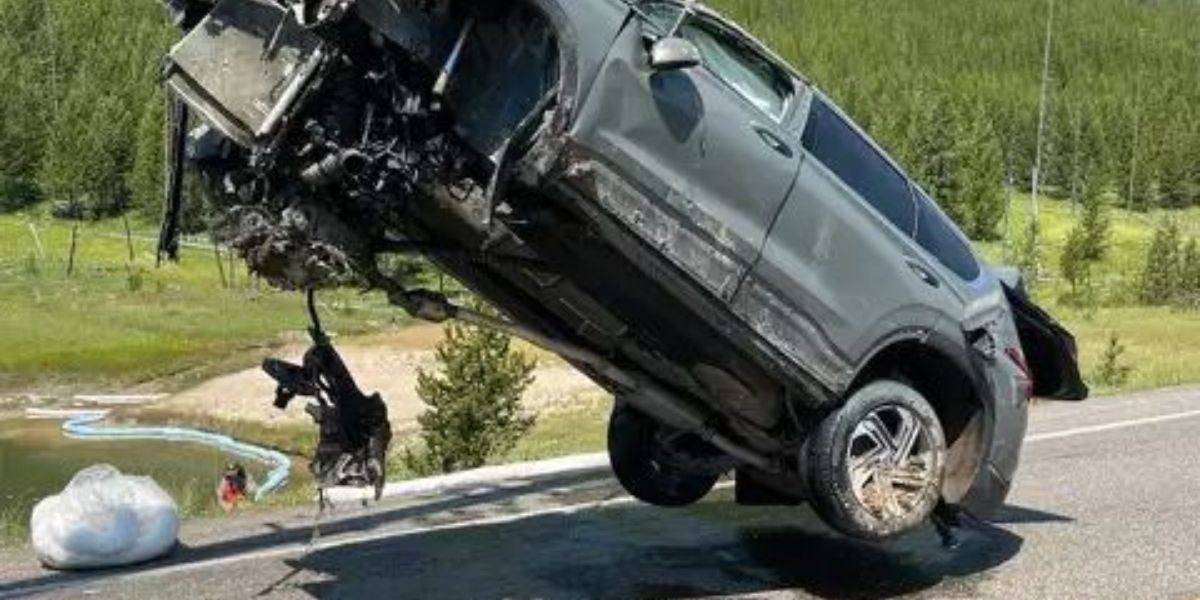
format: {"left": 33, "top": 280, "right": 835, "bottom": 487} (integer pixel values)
{"left": 144, "top": 0, "right": 1090, "bottom": 548}
{"left": 156, "top": 0, "right": 572, "bottom": 495}
{"left": 154, "top": 0, "right": 783, "bottom": 498}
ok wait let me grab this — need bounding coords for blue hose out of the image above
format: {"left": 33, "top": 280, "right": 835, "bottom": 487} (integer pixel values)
{"left": 60, "top": 411, "right": 292, "bottom": 501}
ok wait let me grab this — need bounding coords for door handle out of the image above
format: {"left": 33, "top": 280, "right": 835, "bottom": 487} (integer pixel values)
{"left": 906, "top": 259, "right": 940, "bottom": 288}
{"left": 752, "top": 125, "right": 792, "bottom": 158}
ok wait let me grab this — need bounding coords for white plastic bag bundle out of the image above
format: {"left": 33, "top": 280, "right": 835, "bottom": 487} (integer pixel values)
{"left": 31, "top": 464, "right": 180, "bottom": 570}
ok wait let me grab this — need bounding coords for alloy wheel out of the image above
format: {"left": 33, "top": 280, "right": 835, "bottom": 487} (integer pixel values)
{"left": 845, "top": 404, "right": 939, "bottom": 520}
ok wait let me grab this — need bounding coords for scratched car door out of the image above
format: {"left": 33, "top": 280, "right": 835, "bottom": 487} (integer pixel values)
{"left": 569, "top": 2, "right": 800, "bottom": 302}
{"left": 736, "top": 96, "right": 950, "bottom": 389}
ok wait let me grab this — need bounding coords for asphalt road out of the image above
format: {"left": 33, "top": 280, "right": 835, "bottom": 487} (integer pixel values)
{"left": 4, "top": 386, "right": 1200, "bottom": 600}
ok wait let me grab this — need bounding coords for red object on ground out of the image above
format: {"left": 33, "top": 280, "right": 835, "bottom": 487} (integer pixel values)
{"left": 217, "top": 464, "right": 249, "bottom": 513}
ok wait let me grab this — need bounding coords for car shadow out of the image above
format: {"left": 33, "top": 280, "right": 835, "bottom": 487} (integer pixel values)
{"left": 0, "top": 469, "right": 613, "bottom": 599}
{"left": 987, "top": 504, "right": 1074, "bottom": 525}
{"left": 284, "top": 502, "right": 1039, "bottom": 600}
{"left": 0, "top": 458, "right": 1064, "bottom": 600}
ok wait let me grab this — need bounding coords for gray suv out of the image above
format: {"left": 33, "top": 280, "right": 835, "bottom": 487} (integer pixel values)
{"left": 156, "top": 0, "right": 1087, "bottom": 540}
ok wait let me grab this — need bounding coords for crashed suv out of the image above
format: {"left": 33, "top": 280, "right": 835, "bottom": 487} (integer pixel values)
{"left": 155, "top": 0, "right": 1087, "bottom": 540}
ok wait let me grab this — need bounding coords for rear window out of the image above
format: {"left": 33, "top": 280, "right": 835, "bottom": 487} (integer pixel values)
{"left": 914, "top": 187, "right": 981, "bottom": 281}
{"left": 801, "top": 98, "right": 915, "bottom": 235}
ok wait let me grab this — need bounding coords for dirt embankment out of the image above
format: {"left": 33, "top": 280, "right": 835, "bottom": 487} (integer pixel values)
{"left": 161, "top": 324, "right": 606, "bottom": 429}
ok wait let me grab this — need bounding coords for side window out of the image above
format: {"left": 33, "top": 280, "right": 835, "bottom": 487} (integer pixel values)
{"left": 801, "top": 99, "right": 916, "bottom": 234}
{"left": 679, "top": 20, "right": 791, "bottom": 120}
{"left": 639, "top": 4, "right": 791, "bottom": 120}
{"left": 914, "top": 187, "right": 981, "bottom": 280}
{"left": 640, "top": 3, "right": 682, "bottom": 31}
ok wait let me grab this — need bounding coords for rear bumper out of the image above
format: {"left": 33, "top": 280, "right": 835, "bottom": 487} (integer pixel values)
{"left": 960, "top": 457, "right": 1015, "bottom": 515}
{"left": 959, "top": 360, "right": 1030, "bottom": 516}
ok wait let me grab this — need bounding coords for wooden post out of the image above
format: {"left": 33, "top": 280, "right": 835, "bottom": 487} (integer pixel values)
{"left": 1127, "top": 28, "right": 1143, "bottom": 211}
{"left": 1003, "top": 163, "right": 1014, "bottom": 260}
{"left": 122, "top": 213, "right": 135, "bottom": 263}
{"left": 227, "top": 246, "right": 236, "bottom": 288}
{"left": 1029, "top": 0, "right": 1055, "bottom": 278}
{"left": 66, "top": 223, "right": 79, "bottom": 277}
{"left": 213, "top": 239, "right": 228, "bottom": 288}
{"left": 27, "top": 222, "right": 46, "bottom": 262}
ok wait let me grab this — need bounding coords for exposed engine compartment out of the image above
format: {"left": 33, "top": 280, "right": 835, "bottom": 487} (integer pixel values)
{"left": 143, "top": 0, "right": 1087, "bottom": 542}
{"left": 157, "top": 0, "right": 822, "bottom": 494}
{"left": 162, "top": 0, "right": 559, "bottom": 288}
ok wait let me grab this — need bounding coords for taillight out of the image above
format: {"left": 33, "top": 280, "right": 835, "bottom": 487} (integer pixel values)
{"left": 1005, "top": 346, "right": 1035, "bottom": 400}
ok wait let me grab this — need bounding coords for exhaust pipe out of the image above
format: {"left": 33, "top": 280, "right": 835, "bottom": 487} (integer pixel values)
{"left": 621, "top": 378, "right": 773, "bottom": 471}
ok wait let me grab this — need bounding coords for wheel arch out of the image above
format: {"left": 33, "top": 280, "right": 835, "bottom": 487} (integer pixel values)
{"left": 847, "top": 334, "right": 992, "bottom": 504}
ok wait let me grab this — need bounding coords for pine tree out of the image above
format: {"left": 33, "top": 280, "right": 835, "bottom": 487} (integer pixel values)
{"left": 1156, "top": 101, "right": 1199, "bottom": 209}
{"left": 1060, "top": 226, "right": 1091, "bottom": 301}
{"left": 407, "top": 307, "right": 537, "bottom": 474}
{"left": 0, "top": 61, "right": 40, "bottom": 212}
{"left": 38, "top": 80, "right": 134, "bottom": 218}
{"left": 1178, "top": 238, "right": 1200, "bottom": 309}
{"left": 1139, "top": 218, "right": 1181, "bottom": 305}
{"left": 954, "top": 100, "right": 1006, "bottom": 240}
{"left": 129, "top": 94, "right": 166, "bottom": 219}
{"left": 0, "top": 4, "right": 45, "bottom": 212}
{"left": 906, "top": 92, "right": 960, "bottom": 221}
{"left": 1093, "top": 331, "right": 1132, "bottom": 388}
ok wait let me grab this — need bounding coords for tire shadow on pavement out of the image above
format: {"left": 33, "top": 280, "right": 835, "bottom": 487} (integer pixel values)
{"left": 287, "top": 500, "right": 1038, "bottom": 600}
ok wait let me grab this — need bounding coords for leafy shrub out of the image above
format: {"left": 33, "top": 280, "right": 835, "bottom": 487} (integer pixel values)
{"left": 1093, "top": 331, "right": 1132, "bottom": 388}
{"left": 0, "top": 178, "right": 40, "bottom": 213}
{"left": 405, "top": 305, "right": 537, "bottom": 474}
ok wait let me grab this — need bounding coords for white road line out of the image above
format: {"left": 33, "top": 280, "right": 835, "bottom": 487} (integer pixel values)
{"left": 0, "top": 481, "right": 744, "bottom": 599}
{"left": 0, "top": 493, "right": 644, "bottom": 600}
{"left": 326, "top": 452, "right": 609, "bottom": 503}
{"left": 8, "top": 405, "right": 1200, "bottom": 598}
{"left": 1026, "top": 408, "right": 1200, "bottom": 443}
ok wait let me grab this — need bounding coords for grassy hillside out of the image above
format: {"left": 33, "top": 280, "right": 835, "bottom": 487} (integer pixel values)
{"left": 0, "top": 212, "right": 402, "bottom": 393}
{"left": 2, "top": 0, "right": 1199, "bottom": 225}
{"left": 709, "top": 0, "right": 1200, "bottom": 216}
{"left": 977, "top": 194, "right": 1200, "bottom": 394}
{"left": 0, "top": 0, "right": 1195, "bottom": 395}
{"left": 2, "top": 195, "right": 1198, "bottom": 396}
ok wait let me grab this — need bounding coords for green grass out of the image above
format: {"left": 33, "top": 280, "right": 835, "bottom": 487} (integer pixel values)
{"left": 138, "top": 392, "right": 613, "bottom": 490}
{"left": 977, "top": 193, "right": 1200, "bottom": 394}
{"left": 3, "top": 194, "right": 1198, "bottom": 397}
{"left": 0, "top": 212, "right": 406, "bottom": 393}
{"left": 2, "top": 193, "right": 1198, "bottom": 547}
{"left": 504, "top": 393, "right": 611, "bottom": 461}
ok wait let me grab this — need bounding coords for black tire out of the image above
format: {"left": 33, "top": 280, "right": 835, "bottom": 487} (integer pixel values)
{"left": 807, "top": 380, "right": 946, "bottom": 540}
{"left": 607, "top": 405, "right": 720, "bottom": 507}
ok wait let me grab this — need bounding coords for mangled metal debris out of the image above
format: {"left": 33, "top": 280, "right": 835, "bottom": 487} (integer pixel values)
{"left": 151, "top": 0, "right": 1087, "bottom": 543}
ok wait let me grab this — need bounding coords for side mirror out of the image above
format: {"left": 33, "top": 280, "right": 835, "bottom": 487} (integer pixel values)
{"left": 649, "top": 37, "right": 701, "bottom": 72}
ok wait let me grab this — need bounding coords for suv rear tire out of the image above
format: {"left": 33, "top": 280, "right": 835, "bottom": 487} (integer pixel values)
{"left": 807, "top": 380, "right": 946, "bottom": 540}
{"left": 607, "top": 405, "right": 720, "bottom": 507}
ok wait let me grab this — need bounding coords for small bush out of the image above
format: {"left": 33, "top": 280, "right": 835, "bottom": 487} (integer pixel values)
{"left": 1139, "top": 218, "right": 1181, "bottom": 305}
{"left": 1093, "top": 331, "right": 1132, "bottom": 388}
{"left": 126, "top": 266, "right": 146, "bottom": 292}
{"left": 405, "top": 304, "right": 537, "bottom": 474}
{"left": 22, "top": 253, "right": 39, "bottom": 277}
{"left": 0, "top": 178, "right": 40, "bottom": 213}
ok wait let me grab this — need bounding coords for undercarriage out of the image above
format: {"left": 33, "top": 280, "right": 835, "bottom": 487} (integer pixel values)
{"left": 158, "top": 0, "right": 816, "bottom": 491}
{"left": 150, "top": 0, "right": 1044, "bottom": 543}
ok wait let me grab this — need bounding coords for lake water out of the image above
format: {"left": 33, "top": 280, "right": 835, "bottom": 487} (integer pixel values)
{"left": 0, "top": 416, "right": 293, "bottom": 543}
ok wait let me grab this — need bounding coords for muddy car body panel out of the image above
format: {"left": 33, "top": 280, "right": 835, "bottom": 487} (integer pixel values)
{"left": 154, "top": 0, "right": 1087, "bottom": 539}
